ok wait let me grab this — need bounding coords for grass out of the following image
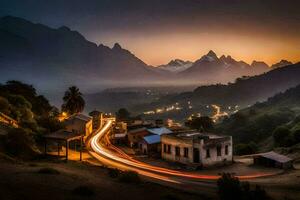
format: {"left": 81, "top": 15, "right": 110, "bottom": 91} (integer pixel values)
{"left": 37, "top": 167, "right": 60, "bottom": 175}
{"left": 72, "top": 185, "right": 95, "bottom": 197}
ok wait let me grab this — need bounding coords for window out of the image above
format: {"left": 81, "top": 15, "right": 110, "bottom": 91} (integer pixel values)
{"left": 217, "top": 146, "right": 222, "bottom": 156}
{"left": 225, "top": 145, "right": 229, "bottom": 155}
{"left": 206, "top": 148, "right": 210, "bottom": 158}
{"left": 175, "top": 147, "right": 180, "bottom": 156}
{"left": 184, "top": 147, "right": 189, "bottom": 158}
{"left": 167, "top": 145, "right": 171, "bottom": 154}
{"left": 163, "top": 144, "right": 167, "bottom": 153}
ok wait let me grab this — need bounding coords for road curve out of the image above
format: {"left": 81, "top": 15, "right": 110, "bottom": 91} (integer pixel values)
{"left": 88, "top": 120, "right": 275, "bottom": 183}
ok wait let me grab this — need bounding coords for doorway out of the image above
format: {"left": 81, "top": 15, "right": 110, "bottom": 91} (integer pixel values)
{"left": 193, "top": 148, "right": 200, "bottom": 163}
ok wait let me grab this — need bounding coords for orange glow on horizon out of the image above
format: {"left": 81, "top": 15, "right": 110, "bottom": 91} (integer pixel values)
{"left": 93, "top": 29, "right": 300, "bottom": 66}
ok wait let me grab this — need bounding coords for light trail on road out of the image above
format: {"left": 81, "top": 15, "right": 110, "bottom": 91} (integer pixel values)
{"left": 89, "top": 120, "right": 276, "bottom": 183}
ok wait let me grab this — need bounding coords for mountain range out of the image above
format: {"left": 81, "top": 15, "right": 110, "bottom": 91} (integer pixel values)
{"left": 0, "top": 16, "right": 295, "bottom": 91}
{"left": 137, "top": 62, "right": 300, "bottom": 117}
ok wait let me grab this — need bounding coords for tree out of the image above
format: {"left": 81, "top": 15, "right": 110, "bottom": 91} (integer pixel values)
{"left": 0, "top": 96, "right": 11, "bottom": 115}
{"left": 235, "top": 142, "right": 257, "bottom": 155}
{"left": 293, "top": 129, "right": 300, "bottom": 144}
{"left": 217, "top": 173, "right": 242, "bottom": 200}
{"left": 61, "top": 86, "right": 85, "bottom": 115}
{"left": 116, "top": 108, "right": 130, "bottom": 121}
{"left": 273, "top": 126, "right": 291, "bottom": 147}
{"left": 185, "top": 116, "right": 213, "bottom": 132}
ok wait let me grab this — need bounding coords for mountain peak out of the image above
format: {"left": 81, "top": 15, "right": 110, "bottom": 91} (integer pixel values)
{"left": 58, "top": 26, "right": 71, "bottom": 32}
{"left": 113, "top": 43, "right": 122, "bottom": 50}
{"left": 271, "top": 60, "right": 293, "bottom": 68}
{"left": 207, "top": 50, "right": 217, "bottom": 57}
{"left": 199, "top": 50, "right": 218, "bottom": 62}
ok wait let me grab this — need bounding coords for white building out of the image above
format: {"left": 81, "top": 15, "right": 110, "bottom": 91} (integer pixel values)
{"left": 65, "top": 113, "right": 93, "bottom": 138}
{"left": 161, "top": 131, "right": 233, "bottom": 168}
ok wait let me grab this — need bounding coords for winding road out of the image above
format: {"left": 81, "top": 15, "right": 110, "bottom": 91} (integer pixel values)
{"left": 87, "top": 120, "right": 276, "bottom": 187}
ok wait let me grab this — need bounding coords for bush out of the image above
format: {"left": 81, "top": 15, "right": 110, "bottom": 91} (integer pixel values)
{"left": 118, "top": 171, "right": 141, "bottom": 184}
{"left": 217, "top": 173, "right": 268, "bottom": 200}
{"left": 107, "top": 168, "right": 121, "bottom": 178}
{"left": 72, "top": 185, "right": 95, "bottom": 196}
{"left": 273, "top": 127, "right": 291, "bottom": 147}
{"left": 37, "top": 167, "right": 60, "bottom": 175}
{"left": 293, "top": 129, "right": 300, "bottom": 144}
{"left": 235, "top": 142, "right": 257, "bottom": 155}
{"left": 4, "top": 128, "right": 37, "bottom": 158}
{"left": 217, "top": 173, "right": 242, "bottom": 200}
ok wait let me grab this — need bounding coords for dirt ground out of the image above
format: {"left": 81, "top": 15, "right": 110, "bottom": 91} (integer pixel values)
{"left": 1, "top": 146, "right": 300, "bottom": 200}
{"left": 0, "top": 154, "right": 211, "bottom": 200}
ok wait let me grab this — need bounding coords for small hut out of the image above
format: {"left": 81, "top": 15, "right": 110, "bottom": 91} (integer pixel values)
{"left": 253, "top": 151, "right": 293, "bottom": 169}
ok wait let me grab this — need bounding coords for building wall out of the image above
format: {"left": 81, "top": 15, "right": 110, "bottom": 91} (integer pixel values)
{"left": 127, "top": 130, "right": 149, "bottom": 147}
{"left": 161, "top": 136, "right": 194, "bottom": 164}
{"left": 200, "top": 137, "right": 233, "bottom": 167}
{"left": 65, "top": 118, "right": 92, "bottom": 137}
{"left": 161, "top": 135, "right": 233, "bottom": 167}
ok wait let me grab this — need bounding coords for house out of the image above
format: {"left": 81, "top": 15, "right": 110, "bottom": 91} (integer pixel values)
{"left": 161, "top": 131, "right": 233, "bottom": 168}
{"left": 147, "top": 127, "right": 173, "bottom": 136}
{"left": 138, "top": 127, "right": 173, "bottom": 155}
{"left": 253, "top": 151, "right": 293, "bottom": 169}
{"left": 112, "top": 122, "right": 127, "bottom": 145}
{"left": 65, "top": 113, "right": 93, "bottom": 138}
{"left": 139, "top": 135, "right": 161, "bottom": 155}
{"left": 89, "top": 110, "right": 103, "bottom": 130}
{"left": 127, "top": 127, "right": 149, "bottom": 147}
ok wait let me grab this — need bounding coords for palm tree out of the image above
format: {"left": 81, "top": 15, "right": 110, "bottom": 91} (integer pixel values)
{"left": 61, "top": 86, "right": 85, "bottom": 115}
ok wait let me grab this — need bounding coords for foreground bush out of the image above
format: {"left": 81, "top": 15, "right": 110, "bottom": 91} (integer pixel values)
{"left": 4, "top": 128, "right": 38, "bottom": 159}
{"left": 217, "top": 173, "right": 268, "bottom": 200}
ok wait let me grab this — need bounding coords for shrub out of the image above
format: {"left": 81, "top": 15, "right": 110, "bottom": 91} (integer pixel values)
{"left": 217, "top": 173, "right": 268, "bottom": 200}
{"left": 72, "top": 185, "right": 95, "bottom": 196}
{"left": 107, "top": 168, "right": 121, "bottom": 178}
{"left": 235, "top": 142, "right": 257, "bottom": 155}
{"left": 4, "top": 128, "right": 37, "bottom": 158}
{"left": 118, "top": 171, "right": 141, "bottom": 184}
{"left": 293, "top": 129, "right": 300, "bottom": 144}
{"left": 273, "top": 127, "right": 291, "bottom": 147}
{"left": 37, "top": 167, "right": 60, "bottom": 175}
{"left": 217, "top": 173, "right": 242, "bottom": 200}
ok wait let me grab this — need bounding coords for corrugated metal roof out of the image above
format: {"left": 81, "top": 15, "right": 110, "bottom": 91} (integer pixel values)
{"left": 143, "top": 135, "right": 161, "bottom": 144}
{"left": 128, "top": 127, "right": 147, "bottom": 134}
{"left": 67, "top": 113, "right": 92, "bottom": 122}
{"left": 258, "top": 151, "right": 293, "bottom": 163}
{"left": 147, "top": 127, "right": 172, "bottom": 136}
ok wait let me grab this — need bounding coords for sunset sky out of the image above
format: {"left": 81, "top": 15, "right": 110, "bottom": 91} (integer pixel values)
{"left": 1, "top": 0, "right": 299, "bottom": 66}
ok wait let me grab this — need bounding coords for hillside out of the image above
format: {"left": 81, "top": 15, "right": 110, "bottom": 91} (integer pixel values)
{"left": 158, "top": 63, "right": 300, "bottom": 107}
{"left": 133, "top": 63, "right": 300, "bottom": 121}
{"left": 0, "top": 16, "right": 161, "bottom": 91}
{"left": 216, "top": 84, "right": 300, "bottom": 155}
